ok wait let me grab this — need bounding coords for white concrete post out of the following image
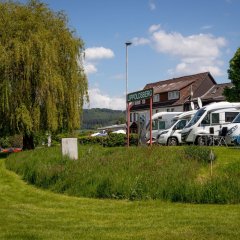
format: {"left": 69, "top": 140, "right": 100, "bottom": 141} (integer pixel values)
{"left": 61, "top": 138, "right": 78, "bottom": 160}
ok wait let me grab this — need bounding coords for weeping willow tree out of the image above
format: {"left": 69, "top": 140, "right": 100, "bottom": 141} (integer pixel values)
{"left": 0, "top": 0, "right": 88, "bottom": 149}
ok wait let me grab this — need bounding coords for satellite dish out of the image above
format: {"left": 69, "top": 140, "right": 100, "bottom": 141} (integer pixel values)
{"left": 190, "top": 102, "right": 194, "bottom": 110}
{"left": 197, "top": 97, "right": 203, "bottom": 108}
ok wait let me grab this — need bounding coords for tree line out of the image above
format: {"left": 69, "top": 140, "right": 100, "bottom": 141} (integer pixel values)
{"left": 81, "top": 108, "right": 125, "bottom": 129}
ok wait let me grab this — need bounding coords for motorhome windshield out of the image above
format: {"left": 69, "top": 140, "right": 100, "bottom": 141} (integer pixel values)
{"left": 233, "top": 113, "right": 240, "bottom": 123}
{"left": 185, "top": 108, "right": 206, "bottom": 128}
{"left": 167, "top": 119, "right": 178, "bottom": 129}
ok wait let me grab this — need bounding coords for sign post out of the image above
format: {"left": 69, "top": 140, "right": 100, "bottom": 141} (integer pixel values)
{"left": 127, "top": 88, "right": 153, "bottom": 147}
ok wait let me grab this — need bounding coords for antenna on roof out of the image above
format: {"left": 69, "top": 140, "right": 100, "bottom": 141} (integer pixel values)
{"left": 197, "top": 97, "right": 203, "bottom": 108}
{"left": 190, "top": 102, "right": 195, "bottom": 110}
{"left": 190, "top": 84, "right": 193, "bottom": 99}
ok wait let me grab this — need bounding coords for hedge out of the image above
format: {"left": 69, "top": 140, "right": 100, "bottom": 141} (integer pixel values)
{"left": 78, "top": 133, "right": 138, "bottom": 147}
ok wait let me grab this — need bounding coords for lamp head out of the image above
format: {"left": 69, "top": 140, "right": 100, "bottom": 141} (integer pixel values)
{"left": 125, "top": 41, "right": 132, "bottom": 46}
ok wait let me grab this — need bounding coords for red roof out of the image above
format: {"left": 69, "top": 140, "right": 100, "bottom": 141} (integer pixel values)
{"left": 144, "top": 72, "right": 216, "bottom": 95}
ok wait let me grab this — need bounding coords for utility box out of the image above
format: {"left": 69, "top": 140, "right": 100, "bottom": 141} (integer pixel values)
{"left": 61, "top": 138, "right": 78, "bottom": 160}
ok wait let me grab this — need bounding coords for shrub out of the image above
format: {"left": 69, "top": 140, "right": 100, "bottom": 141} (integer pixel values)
{"left": 0, "top": 136, "right": 11, "bottom": 148}
{"left": 78, "top": 136, "right": 106, "bottom": 145}
{"left": 183, "top": 145, "right": 213, "bottom": 164}
{"left": 0, "top": 134, "right": 23, "bottom": 148}
{"left": 79, "top": 133, "right": 138, "bottom": 147}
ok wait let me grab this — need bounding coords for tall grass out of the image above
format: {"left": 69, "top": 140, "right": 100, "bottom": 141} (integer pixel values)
{"left": 5, "top": 145, "right": 240, "bottom": 203}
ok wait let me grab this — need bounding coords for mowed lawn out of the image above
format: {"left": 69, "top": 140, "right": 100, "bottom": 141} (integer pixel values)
{"left": 0, "top": 156, "right": 239, "bottom": 240}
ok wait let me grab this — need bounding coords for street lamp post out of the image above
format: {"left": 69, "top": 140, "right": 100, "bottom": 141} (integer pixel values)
{"left": 125, "top": 41, "right": 132, "bottom": 146}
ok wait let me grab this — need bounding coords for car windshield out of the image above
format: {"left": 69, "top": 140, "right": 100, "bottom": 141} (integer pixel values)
{"left": 185, "top": 108, "right": 206, "bottom": 128}
{"left": 232, "top": 113, "right": 240, "bottom": 123}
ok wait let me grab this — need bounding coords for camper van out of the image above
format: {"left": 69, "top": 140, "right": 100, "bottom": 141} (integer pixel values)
{"left": 223, "top": 113, "right": 240, "bottom": 145}
{"left": 157, "top": 110, "right": 197, "bottom": 146}
{"left": 145, "top": 112, "right": 182, "bottom": 141}
{"left": 181, "top": 102, "right": 240, "bottom": 145}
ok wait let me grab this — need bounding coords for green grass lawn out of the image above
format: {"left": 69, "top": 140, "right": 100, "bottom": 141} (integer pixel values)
{"left": 0, "top": 156, "right": 240, "bottom": 240}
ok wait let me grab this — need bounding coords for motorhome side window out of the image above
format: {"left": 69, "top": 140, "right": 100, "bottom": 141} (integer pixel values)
{"left": 211, "top": 113, "right": 219, "bottom": 124}
{"left": 158, "top": 121, "right": 166, "bottom": 130}
{"left": 201, "top": 113, "right": 210, "bottom": 125}
{"left": 152, "top": 120, "right": 158, "bottom": 130}
{"left": 225, "top": 112, "right": 239, "bottom": 122}
{"left": 233, "top": 113, "right": 240, "bottom": 123}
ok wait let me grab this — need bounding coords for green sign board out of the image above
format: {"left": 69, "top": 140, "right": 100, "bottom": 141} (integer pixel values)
{"left": 127, "top": 88, "right": 153, "bottom": 102}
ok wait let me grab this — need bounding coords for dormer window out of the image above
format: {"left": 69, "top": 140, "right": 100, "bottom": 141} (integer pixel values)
{"left": 153, "top": 94, "right": 160, "bottom": 102}
{"left": 168, "top": 91, "right": 179, "bottom": 100}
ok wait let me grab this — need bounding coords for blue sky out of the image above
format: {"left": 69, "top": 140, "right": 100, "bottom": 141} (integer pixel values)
{"left": 20, "top": 0, "right": 239, "bottom": 110}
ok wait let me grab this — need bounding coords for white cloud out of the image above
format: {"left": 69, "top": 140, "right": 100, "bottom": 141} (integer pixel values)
{"left": 149, "top": 24, "right": 161, "bottom": 33}
{"left": 85, "top": 88, "right": 125, "bottom": 110}
{"left": 132, "top": 37, "right": 150, "bottom": 46}
{"left": 201, "top": 25, "right": 213, "bottom": 30}
{"left": 151, "top": 31, "right": 226, "bottom": 58}
{"left": 172, "top": 61, "right": 224, "bottom": 77}
{"left": 135, "top": 25, "right": 227, "bottom": 77}
{"left": 111, "top": 74, "right": 125, "bottom": 80}
{"left": 85, "top": 47, "right": 114, "bottom": 61}
{"left": 83, "top": 47, "right": 115, "bottom": 75}
{"left": 84, "top": 62, "right": 97, "bottom": 75}
{"left": 149, "top": 0, "right": 156, "bottom": 10}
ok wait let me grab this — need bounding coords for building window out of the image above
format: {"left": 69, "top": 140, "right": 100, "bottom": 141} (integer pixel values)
{"left": 130, "top": 113, "right": 138, "bottom": 122}
{"left": 168, "top": 91, "right": 180, "bottom": 100}
{"left": 130, "top": 113, "right": 133, "bottom": 122}
{"left": 142, "top": 99, "right": 146, "bottom": 104}
{"left": 153, "top": 94, "right": 160, "bottom": 102}
{"left": 135, "top": 100, "right": 141, "bottom": 105}
{"left": 134, "top": 113, "right": 138, "bottom": 122}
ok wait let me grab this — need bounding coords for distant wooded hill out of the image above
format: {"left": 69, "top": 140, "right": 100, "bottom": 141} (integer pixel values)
{"left": 81, "top": 108, "right": 125, "bottom": 129}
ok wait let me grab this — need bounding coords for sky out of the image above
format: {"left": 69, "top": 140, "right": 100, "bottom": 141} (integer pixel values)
{"left": 20, "top": 0, "right": 240, "bottom": 110}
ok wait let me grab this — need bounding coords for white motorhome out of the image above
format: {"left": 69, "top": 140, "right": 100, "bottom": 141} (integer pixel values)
{"left": 181, "top": 102, "right": 240, "bottom": 145}
{"left": 223, "top": 113, "right": 240, "bottom": 145}
{"left": 145, "top": 112, "right": 182, "bottom": 141}
{"left": 157, "top": 110, "right": 197, "bottom": 146}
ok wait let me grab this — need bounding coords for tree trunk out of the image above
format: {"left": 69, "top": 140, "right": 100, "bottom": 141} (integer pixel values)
{"left": 23, "top": 134, "right": 35, "bottom": 150}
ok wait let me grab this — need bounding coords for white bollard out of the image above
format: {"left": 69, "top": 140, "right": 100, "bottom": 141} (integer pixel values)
{"left": 61, "top": 138, "right": 78, "bottom": 160}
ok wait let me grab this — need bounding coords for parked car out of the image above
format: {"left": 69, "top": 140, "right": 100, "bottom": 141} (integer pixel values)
{"left": 90, "top": 130, "right": 107, "bottom": 137}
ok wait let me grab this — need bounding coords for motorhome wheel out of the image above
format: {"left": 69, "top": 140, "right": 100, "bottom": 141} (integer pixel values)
{"left": 197, "top": 136, "right": 205, "bottom": 146}
{"left": 167, "top": 137, "right": 178, "bottom": 146}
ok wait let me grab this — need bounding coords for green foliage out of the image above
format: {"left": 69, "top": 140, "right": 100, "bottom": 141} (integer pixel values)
{"left": 5, "top": 146, "right": 240, "bottom": 203}
{"left": 0, "top": 0, "right": 88, "bottom": 138}
{"left": 78, "top": 135, "right": 106, "bottom": 145}
{"left": 82, "top": 108, "right": 125, "bottom": 129}
{"left": 183, "top": 146, "right": 213, "bottom": 164}
{"left": 223, "top": 47, "right": 240, "bottom": 101}
{"left": 0, "top": 134, "right": 22, "bottom": 148}
{"left": 0, "top": 136, "right": 10, "bottom": 148}
{"left": 79, "top": 133, "right": 138, "bottom": 147}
